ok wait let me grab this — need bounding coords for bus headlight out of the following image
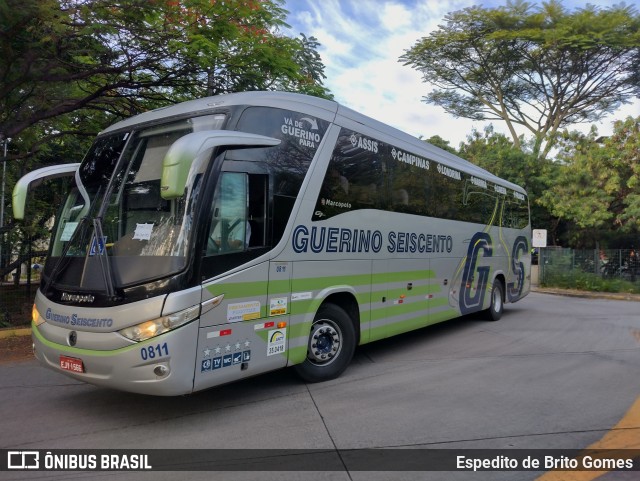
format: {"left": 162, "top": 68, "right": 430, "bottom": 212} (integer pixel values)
{"left": 119, "top": 305, "right": 200, "bottom": 342}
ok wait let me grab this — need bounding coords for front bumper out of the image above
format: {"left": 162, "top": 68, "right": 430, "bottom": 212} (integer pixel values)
{"left": 32, "top": 320, "right": 199, "bottom": 396}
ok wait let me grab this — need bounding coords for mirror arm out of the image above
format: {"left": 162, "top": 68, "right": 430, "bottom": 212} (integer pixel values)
{"left": 12, "top": 163, "right": 81, "bottom": 220}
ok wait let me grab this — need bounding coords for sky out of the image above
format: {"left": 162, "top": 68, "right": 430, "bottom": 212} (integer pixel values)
{"left": 283, "top": 0, "right": 640, "bottom": 149}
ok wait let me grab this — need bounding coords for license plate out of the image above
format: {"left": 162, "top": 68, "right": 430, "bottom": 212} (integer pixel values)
{"left": 60, "top": 355, "right": 84, "bottom": 373}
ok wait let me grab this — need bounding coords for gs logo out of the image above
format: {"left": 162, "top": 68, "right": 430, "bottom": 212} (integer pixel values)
{"left": 459, "top": 232, "right": 493, "bottom": 315}
{"left": 508, "top": 236, "right": 529, "bottom": 302}
{"left": 459, "top": 233, "right": 529, "bottom": 315}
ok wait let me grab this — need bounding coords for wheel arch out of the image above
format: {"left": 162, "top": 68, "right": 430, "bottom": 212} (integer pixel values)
{"left": 492, "top": 272, "right": 506, "bottom": 301}
{"left": 287, "top": 286, "right": 361, "bottom": 367}
{"left": 319, "top": 291, "right": 361, "bottom": 345}
{"left": 291, "top": 290, "right": 359, "bottom": 383}
{"left": 486, "top": 272, "right": 506, "bottom": 321}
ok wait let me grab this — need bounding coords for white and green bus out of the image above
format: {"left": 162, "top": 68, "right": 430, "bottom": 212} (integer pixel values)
{"left": 13, "top": 91, "right": 530, "bottom": 396}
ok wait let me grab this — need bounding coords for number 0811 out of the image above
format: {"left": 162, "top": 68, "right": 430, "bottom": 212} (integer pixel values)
{"left": 140, "top": 342, "right": 169, "bottom": 360}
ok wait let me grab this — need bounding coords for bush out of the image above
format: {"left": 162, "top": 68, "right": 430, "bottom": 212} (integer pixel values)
{"left": 541, "top": 269, "right": 640, "bottom": 294}
{"left": 0, "top": 284, "right": 36, "bottom": 328}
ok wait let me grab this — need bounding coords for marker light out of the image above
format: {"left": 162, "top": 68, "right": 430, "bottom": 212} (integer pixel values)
{"left": 32, "top": 304, "right": 45, "bottom": 326}
{"left": 119, "top": 305, "right": 200, "bottom": 342}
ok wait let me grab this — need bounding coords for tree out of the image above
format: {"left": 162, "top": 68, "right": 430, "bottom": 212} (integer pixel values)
{"left": 423, "top": 135, "right": 457, "bottom": 154}
{"left": 0, "top": 0, "right": 331, "bottom": 279}
{"left": 400, "top": 0, "right": 640, "bottom": 159}
{"left": 538, "top": 116, "right": 640, "bottom": 242}
{"left": 286, "top": 34, "right": 331, "bottom": 98}
{"left": 0, "top": 0, "right": 331, "bottom": 145}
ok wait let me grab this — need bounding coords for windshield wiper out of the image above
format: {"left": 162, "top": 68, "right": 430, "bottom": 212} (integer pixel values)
{"left": 43, "top": 169, "right": 119, "bottom": 301}
{"left": 42, "top": 215, "right": 89, "bottom": 297}
{"left": 92, "top": 217, "right": 116, "bottom": 300}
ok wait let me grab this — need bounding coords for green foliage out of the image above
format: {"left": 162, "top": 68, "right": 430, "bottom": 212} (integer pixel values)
{"left": 539, "top": 248, "right": 640, "bottom": 293}
{"left": 0, "top": 0, "right": 331, "bottom": 273}
{"left": 287, "top": 34, "right": 333, "bottom": 98}
{"left": 542, "top": 269, "right": 640, "bottom": 294}
{"left": 401, "top": 0, "right": 640, "bottom": 160}
{"left": 539, "top": 117, "right": 640, "bottom": 239}
{"left": 424, "top": 135, "right": 457, "bottom": 154}
{"left": 0, "top": 0, "right": 331, "bottom": 143}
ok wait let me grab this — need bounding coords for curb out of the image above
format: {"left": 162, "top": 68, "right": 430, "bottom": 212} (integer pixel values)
{"left": 0, "top": 327, "right": 31, "bottom": 339}
{"left": 532, "top": 287, "right": 640, "bottom": 302}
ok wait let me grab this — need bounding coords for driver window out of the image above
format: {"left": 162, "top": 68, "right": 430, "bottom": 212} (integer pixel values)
{"left": 207, "top": 172, "right": 249, "bottom": 255}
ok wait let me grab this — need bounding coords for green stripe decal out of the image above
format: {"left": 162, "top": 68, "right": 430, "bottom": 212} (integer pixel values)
{"left": 289, "top": 292, "right": 371, "bottom": 317}
{"left": 292, "top": 270, "right": 436, "bottom": 293}
{"left": 368, "top": 296, "right": 449, "bottom": 323}
{"left": 206, "top": 270, "right": 437, "bottom": 302}
{"left": 378, "top": 284, "right": 441, "bottom": 300}
{"left": 368, "top": 308, "right": 459, "bottom": 341}
{"left": 372, "top": 270, "right": 436, "bottom": 283}
{"left": 206, "top": 279, "right": 291, "bottom": 298}
{"left": 288, "top": 345, "right": 307, "bottom": 365}
{"left": 288, "top": 321, "right": 311, "bottom": 339}
{"left": 32, "top": 322, "right": 139, "bottom": 356}
{"left": 205, "top": 269, "right": 452, "bottom": 353}
{"left": 292, "top": 274, "right": 371, "bottom": 291}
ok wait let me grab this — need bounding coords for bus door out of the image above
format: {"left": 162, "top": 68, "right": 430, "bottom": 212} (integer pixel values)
{"left": 194, "top": 170, "right": 287, "bottom": 391}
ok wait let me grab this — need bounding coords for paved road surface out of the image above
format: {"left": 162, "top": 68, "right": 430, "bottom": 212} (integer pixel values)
{"left": 1, "top": 292, "right": 639, "bottom": 480}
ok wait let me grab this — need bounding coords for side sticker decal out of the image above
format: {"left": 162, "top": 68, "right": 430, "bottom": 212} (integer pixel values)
{"left": 227, "top": 301, "right": 261, "bottom": 322}
{"left": 459, "top": 232, "right": 493, "bottom": 315}
{"left": 269, "top": 297, "right": 288, "bottom": 316}
{"left": 508, "top": 235, "right": 529, "bottom": 302}
{"left": 267, "top": 328, "right": 286, "bottom": 357}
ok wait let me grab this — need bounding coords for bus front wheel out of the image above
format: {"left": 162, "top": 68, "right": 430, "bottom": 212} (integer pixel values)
{"left": 294, "top": 303, "right": 356, "bottom": 383}
{"left": 486, "top": 280, "right": 504, "bottom": 321}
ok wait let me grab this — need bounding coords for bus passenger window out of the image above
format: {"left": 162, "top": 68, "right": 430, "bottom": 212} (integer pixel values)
{"left": 328, "top": 167, "right": 350, "bottom": 196}
{"left": 392, "top": 189, "right": 409, "bottom": 211}
{"left": 313, "top": 128, "right": 385, "bottom": 221}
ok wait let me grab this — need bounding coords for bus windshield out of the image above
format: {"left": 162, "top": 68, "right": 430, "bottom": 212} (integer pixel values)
{"left": 47, "top": 114, "right": 226, "bottom": 292}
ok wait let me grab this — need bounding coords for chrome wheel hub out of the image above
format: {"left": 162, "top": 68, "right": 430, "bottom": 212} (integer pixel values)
{"left": 308, "top": 320, "right": 342, "bottom": 365}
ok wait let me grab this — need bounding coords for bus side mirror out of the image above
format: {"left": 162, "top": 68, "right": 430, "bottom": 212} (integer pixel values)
{"left": 161, "top": 130, "right": 281, "bottom": 200}
{"left": 12, "top": 163, "right": 81, "bottom": 220}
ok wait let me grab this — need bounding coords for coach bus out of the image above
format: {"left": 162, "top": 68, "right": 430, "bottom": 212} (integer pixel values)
{"left": 13, "top": 91, "right": 530, "bottom": 395}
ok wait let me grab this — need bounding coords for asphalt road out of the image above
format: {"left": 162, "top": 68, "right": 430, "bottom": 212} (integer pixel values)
{"left": 1, "top": 292, "right": 640, "bottom": 481}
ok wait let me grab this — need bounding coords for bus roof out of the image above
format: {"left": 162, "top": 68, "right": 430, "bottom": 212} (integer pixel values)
{"left": 101, "top": 91, "right": 525, "bottom": 194}
{"left": 100, "top": 91, "right": 339, "bottom": 135}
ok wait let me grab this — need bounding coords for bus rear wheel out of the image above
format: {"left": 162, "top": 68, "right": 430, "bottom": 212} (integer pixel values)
{"left": 485, "top": 280, "right": 504, "bottom": 321}
{"left": 294, "top": 303, "right": 356, "bottom": 383}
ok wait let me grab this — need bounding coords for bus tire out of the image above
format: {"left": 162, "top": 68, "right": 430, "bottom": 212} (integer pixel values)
{"left": 294, "top": 303, "right": 356, "bottom": 383}
{"left": 485, "top": 280, "right": 504, "bottom": 321}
